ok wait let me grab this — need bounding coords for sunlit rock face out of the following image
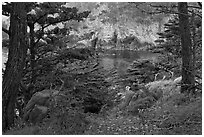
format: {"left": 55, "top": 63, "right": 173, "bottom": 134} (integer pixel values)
{"left": 131, "top": 21, "right": 164, "bottom": 44}
{"left": 124, "top": 17, "right": 169, "bottom": 44}
{"left": 100, "top": 17, "right": 170, "bottom": 49}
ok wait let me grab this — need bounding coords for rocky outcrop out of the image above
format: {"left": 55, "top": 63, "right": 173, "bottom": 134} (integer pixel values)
{"left": 23, "top": 89, "right": 61, "bottom": 124}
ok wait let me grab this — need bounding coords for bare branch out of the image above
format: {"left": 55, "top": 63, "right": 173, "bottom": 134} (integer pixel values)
{"left": 137, "top": 3, "right": 201, "bottom": 18}
{"left": 33, "top": 13, "right": 49, "bottom": 24}
{"left": 58, "top": 78, "right": 64, "bottom": 91}
{"left": 188, "top": 10, "right": 202, "bottom": 18}
{"left": 2, "top": 27, "right": 10, "bottom": 36}
{"left": 34, "top": 16, "right": 72, "bottom": 45}
{"left": 34, "top": 25, "right": 46, "bottom": 45}
{"left": 197, "top": 2, "right": 202, "bottom": 8}
{"left": 34, "top": 36, "right": 43, "bottom": 46}
{"left": 188, "top": 5, "right": 202, "bottom": 9}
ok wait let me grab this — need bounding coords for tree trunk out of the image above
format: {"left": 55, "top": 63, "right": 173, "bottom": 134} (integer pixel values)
{"left": 113, "top": 30, "right": 118, "bottom": 47}
{"left": 29, "top": 23, "right": 36, "bottom": 84}
{"left": 178, "top": 2, "right": 195, "bottom": 94}
{"left": 2, "top": 2, "right": 28, "bottom": 132}
{"left": 191, "top": 10, "right": 196, "bottom": 94}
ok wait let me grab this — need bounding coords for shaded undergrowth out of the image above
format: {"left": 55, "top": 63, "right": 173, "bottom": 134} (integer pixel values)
{"left": 83, "top": 81, "right": 202, "bottom": 135}
{"left": 4, "top": 58, "right": 202, "bottom": 135}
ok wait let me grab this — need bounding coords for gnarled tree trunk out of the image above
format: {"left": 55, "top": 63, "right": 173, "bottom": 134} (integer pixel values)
{"left": 2, "top": 2, "right": 28, "bottom": 132}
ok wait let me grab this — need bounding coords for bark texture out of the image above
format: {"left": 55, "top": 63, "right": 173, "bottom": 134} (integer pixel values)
{"left": 2, "top": 2, "right": 28, "bottom": 131}
{"left": 178, "top": 2, "right": 194, "bottom": 93}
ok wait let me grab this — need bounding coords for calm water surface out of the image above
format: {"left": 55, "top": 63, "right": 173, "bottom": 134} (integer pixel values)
{"left": 100, "top": 50, "right": 160, "bottom": 75}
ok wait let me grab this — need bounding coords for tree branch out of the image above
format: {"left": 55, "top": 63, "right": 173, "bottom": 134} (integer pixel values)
{"left": 34, "top": 25, "right": 46, "bottom": 45}
{"left": 188, "top": 5, "right": 202, "bottom": 9}
{"left": 197, "top": 2, "right": 202, "bottom": 8}
{"left": 34, "top": 16, "right": 74, "bottom": 45}
{"left": 2, "top": 27, "right": 10, "bottom": 36}
{"left": 136, "top": 3, "right": 201, "bottom": 18}
{"left": 33, "top": 13, "right": 49, "bottom": 24}
{"left": 188, "top": 10, "right": 202, "bottom": 18}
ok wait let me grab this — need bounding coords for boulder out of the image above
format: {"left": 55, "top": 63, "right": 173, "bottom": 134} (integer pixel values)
{"left": 26, "top": 105, "right": 48, "bottom": 124}
{"left": 23, "top": 89, "right": 60, "bottom": 124}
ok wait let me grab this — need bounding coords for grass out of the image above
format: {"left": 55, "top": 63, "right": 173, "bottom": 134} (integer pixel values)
{"left": 84, "top": 79, "right": 202, "bottom": 135}
{"left": 4, "top": 79, "right": 202, "bottom": 135}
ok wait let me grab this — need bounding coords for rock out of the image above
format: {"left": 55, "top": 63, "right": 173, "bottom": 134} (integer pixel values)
{"left": 174, "top": 76, "right": 182, "bottom": 84}
{"left": 23, "top": 89, "right": 60, "bottom": 124}
{"left": 27, "top": 105, "right": 48, "bottom": 124}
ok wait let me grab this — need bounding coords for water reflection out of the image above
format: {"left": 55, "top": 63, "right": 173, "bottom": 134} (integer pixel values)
{"left": 100, "top": 50, "right": 159, "bottom": 76}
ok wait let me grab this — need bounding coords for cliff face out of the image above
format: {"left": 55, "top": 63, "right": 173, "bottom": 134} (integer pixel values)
{"left": 99, "top": 17, "right": 169, "bottom": 47}
{"left": 133, "top": 17, "right": 170, "bottom": 45}
{"left": 130, "top": 21, "right": 163, "bottom": 44}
